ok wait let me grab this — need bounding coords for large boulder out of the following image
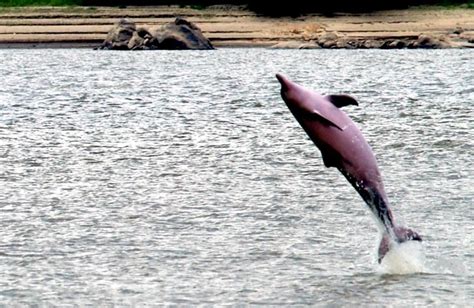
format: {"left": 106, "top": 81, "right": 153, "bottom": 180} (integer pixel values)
{"left": 128, "top": 27, "right": 153, "bottom": 50}
{"left": 98, "top": 17, "right": 214, "bottom": 50}
{"left": 99, "top": 19, "right": 136, "bottom": 50}
{"left": 317, "top": 32, "right": 339, "bottom": 48}
{"left": 409, "top": 34, "right": 452, "bottom": 49}
{"left": 154, "top": 17, "right": 214, "bottom": 50}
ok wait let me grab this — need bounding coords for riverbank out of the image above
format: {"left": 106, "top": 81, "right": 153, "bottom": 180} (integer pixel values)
{"left": 0, "top": 5, "right": 473, "bottom": 48}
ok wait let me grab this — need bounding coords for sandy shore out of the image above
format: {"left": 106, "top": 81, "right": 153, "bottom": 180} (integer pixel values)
{"left": 0, "top": 5, "right": 473, "bottom": 48}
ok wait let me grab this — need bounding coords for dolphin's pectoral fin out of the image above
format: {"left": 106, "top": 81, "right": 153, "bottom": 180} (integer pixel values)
{"left": 320, "top": 147, "right": 341, "bottom": 168}
{"left": 308, "top": 109, "right": 344, "bottom": 131}
{"left": 326, "top": 95, "right": 359, "bottom": 108}
{"left": 321, "top": 151, "right": 338, "bottom": 168}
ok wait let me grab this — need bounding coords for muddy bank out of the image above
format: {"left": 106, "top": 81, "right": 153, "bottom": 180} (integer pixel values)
{"left": 0, "top": 5, "right": 473, "bottom": 48}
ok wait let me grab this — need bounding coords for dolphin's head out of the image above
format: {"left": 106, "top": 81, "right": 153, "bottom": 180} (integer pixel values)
{"left": 276, "top": 73, "right": 350, "bottom": 132}
{"left": 378, "top": 226, "right": 422, "bottom": 263}
{"left": 276, "top": 74, "right": 323, "bottom": 117}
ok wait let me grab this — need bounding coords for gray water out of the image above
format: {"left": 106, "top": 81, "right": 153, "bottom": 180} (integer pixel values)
{"left": 0, "top": 49, "right": 472, "bottom": 306}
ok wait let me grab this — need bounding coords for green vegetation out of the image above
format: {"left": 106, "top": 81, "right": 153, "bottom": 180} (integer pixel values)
{"left": 439, "top": 0, "right": 474, "bottom": 8}
{"left": 0, "top": 0, "right": 472, "bottom": 11}
{"left": 190, "top": 4, "right": 207, "bottom": 10}
{"left": 0, "top": 0, "right": 81, "bottom": 6}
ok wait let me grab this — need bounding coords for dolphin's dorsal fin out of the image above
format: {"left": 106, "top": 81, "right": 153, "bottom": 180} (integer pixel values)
{"left": 326, "top": 95, "right": 359, "bottom": 108}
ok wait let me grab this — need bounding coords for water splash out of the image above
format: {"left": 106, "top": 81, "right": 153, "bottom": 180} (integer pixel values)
{"left": 375, "top": 238, "right": 468, "bottom": 276}
{"left": 378, "top": 241, "right": 426, "bottom": 274}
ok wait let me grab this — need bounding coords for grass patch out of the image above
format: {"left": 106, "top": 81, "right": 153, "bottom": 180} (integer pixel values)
{"left": 437, "top": 0, "right": 474, "bottom": 8}
{"left": 0, "top": 0, "right": 472, "bottom": 9}
{"left": 190, "top": 4, "right": 207, "bottom": 10}
{"left": 0, "top": 0, "right": 82, "bottom": 6}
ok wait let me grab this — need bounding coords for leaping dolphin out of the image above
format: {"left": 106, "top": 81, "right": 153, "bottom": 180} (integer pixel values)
{"left": 276, "top": 73, "right": 421, "bottom": 263}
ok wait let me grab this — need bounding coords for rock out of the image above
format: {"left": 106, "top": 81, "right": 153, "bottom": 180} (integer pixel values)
{"left": 361, "top": 40, "right": 383, "bottom": 49}
{"left": 128, "top": 27, "right": 154, "bottom": 50}
{"left": 128, "top": 32, "right": 145, "bottom": 50}
{"left": 320, "top": 40, "right": 336, "bottom": 48}
{"left": 318, "top": 32, "right": 338, "bottom": 42}
{"left": 299, "top": 42, "right": 321, "bottom": 49}
{"left": 380, "top": 39, "right": 408, "bottom": 49}
{"left": 137, "top": 27, "right": 152, "bottom": 40}
{"left": 270, "top": 41, "right": 304, "bottom": 49}
{"left": 98, "top": 17, "right": 214, "bottom": 50}
{"left": 154, "top": 17, "right": 214, "bottom": 50}
{"left": 453, "top": 27, "right": 464, "bottom": 35}
{"left": 433, "top": 35, "right": 452, "bottom": 48}
{"left": 316, "top": 32, "right": 357, "bottom": 49}
{"left": 317, "top": 32, "right": 339, "bottom": 48}
{"left": 390, "top": 39, "right": 408, "bottom": 49}
{"left": 100, "top": 19, "right": 136, "bottom": 50}
{"left": 411, "top": 34, "right": 452, "bottom": 49}
{"left": 460, "top": 33, "right": 474, "bottom": 43}
{"left": 335, "top": 38, "right": 357, "bottom": 49}
{"left": 346, "top": 40, "right": 361, "bottom": 49}
{"left": 270, "top": 41, "right": 320, "bottom": 49}
{"left": 415, "top": 34, "right": 437, "bottom": 48}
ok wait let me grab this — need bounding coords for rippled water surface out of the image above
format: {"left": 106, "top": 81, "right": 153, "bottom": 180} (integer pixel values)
{"left": 0, "top": 49, "right": 472, "bottom": 305}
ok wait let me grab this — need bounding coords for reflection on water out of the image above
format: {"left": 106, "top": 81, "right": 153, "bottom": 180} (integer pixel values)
{"left": 0, "top": 49, "right": 472, "bottom": 305}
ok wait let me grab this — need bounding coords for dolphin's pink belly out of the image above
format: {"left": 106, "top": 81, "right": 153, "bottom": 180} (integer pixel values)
{"left": 302, "top": 119, "right": 383, "bottom": 186}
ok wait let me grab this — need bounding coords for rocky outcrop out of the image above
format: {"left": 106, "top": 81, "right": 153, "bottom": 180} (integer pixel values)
{"left": 100, "top": 19, "right": 136, "bottom": 50}
{"left": 100, "top": 20, "right": 459, "bottom": 50}
{"left": 270, "top": 32, "right": 456, "bottom": 49}
{"left": 154, "top": 17, "right": 214, "bottom": 50}
{"left": 98, "top": 17, "right": 214, "bottom": 50}
{"left": 409, "top": 34, "right": 452, "bottom": 49}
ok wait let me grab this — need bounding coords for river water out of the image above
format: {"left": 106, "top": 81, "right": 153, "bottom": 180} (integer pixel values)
{"left": 0, "top": 49, "right": 472, "bottom": 306}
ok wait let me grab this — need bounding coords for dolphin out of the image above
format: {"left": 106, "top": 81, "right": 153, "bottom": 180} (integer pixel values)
{"left": 276, "top": 73, "right": 421, "bottom": 263}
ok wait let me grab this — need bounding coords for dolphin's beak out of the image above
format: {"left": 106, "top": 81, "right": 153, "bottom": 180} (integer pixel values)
{"left": 276, "top": 74, "right": 306, "bottom": 109}
{"left": 276, "top": 73, "right": 292, "bottom": 91}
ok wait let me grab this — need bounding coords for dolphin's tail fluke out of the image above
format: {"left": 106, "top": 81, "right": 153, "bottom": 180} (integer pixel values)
{"left": 378, "top": 226, "right": 422, "bottom": 263}
{"left": 337, "top": 168, "right": 423, "bottom": 263}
